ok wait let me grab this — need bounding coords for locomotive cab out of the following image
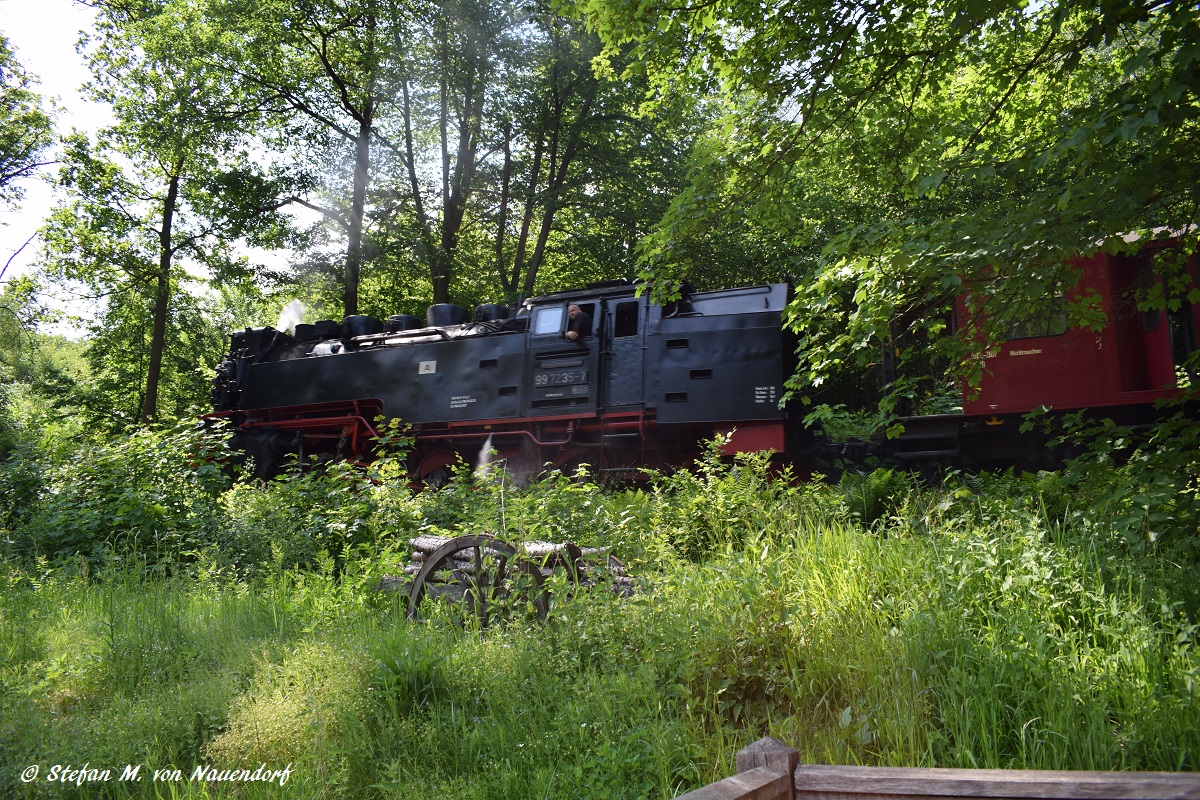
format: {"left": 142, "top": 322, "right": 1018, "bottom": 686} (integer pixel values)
{"left": 525, "top": 299, "right": 600, "bottom": 416}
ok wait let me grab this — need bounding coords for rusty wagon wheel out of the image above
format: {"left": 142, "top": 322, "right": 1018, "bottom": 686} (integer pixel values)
{"left": 406, "top": 534, "right": 547, "bottom": 626}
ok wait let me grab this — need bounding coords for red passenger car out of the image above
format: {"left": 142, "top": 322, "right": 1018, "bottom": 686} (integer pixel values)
{"left": 892, "top": 238, "right": 1198, "bottom": 468}
{"left": 966, "top": 242, "right": 1197, "bottom": 418}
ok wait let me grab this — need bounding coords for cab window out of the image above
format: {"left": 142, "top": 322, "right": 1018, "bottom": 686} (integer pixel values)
{"left": 614, "top": 301, "right": 639, "bottom": 337}
{"left": 533, "top": 306, "right": 565, "bottom": 336}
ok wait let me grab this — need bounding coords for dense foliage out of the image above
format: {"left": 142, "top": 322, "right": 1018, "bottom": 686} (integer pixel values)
{"left": 40, "top": 2, "right": 300, "bottom": 424}
{"left": 0, "top": 33, "right": 53, "bottom": 209}
{"left": 11, "top": 0, "right": 1197, "bottom": 426}
{"left": 577, "top": 0, "right": 1200, "bottom": 416}
{"left": 14, "top": 0, "right": 706, "bottom": 423}
{"left": 2, "top": 2, "right": 1199, "bottom": 794}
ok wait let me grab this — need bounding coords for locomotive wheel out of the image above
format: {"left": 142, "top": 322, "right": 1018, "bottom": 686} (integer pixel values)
{"left": 417, "top": 451, "right": 459, "bottom": 489}
{"left": 406, "top": 534, "right": 546, "bottom": 626}
{"left": 421, "top": 465, "right": 451, "bottom": 489}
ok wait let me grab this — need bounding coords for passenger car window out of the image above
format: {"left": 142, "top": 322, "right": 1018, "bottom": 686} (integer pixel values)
{"left": 1007, "top": 293, "right": 1067, "bottom": 340}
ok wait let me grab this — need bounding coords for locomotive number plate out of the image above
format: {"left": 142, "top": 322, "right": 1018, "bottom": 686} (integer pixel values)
{"left": 534, "top": 370, "right": 588, "bottom": 387}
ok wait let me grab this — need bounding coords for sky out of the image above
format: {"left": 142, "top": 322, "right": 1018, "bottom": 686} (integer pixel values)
{"left": 0, "top": 1, "right": 298, "bottom": 332}
{"left": 0, "top": 0, "right": 110, "bottom": 284}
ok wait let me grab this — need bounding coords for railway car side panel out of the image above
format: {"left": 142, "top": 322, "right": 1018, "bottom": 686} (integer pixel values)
{"left": 650, "top": 311, "right": 788, "bottom": 425}
{"left": 964, "top": 251, "right": 1197, "bottom": 416}
{"left": 1105, "top": 250, "right": 1187, "bottom": 394}
{"left": 239, "top": 334, "right": 528, "bottom": 423}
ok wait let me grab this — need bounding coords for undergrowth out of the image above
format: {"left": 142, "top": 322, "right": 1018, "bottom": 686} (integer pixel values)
{"left": 1, "top": 423, "right": 1198, "bottom": 798}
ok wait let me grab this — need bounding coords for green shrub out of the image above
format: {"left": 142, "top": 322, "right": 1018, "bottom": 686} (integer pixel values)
{"left": 1023, "top": 408, "right": 1200, "bottom": 552}
{"left": 16, "top": 420, "right": 231, "bottom": 567}
{"left": 3, "top": 422, "right": 1200, "bottom": 796}
{"left": 906, "top": 502, "right": 1200, "bottom": 769}
{"left": 646, "top": 434, "right": 799, "bottom": 561}
{"left": 217, "top": 460, "right": 379, "bottom": 573}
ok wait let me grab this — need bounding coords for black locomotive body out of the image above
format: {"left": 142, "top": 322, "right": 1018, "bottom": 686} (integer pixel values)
{"left": 211, "top": 281, "right": 803, "bottom": 481}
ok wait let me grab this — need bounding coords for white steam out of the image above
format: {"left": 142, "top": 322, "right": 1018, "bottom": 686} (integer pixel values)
{"left": 276, "top": 300, "right": 307, "bottom": 334}
{"left": 476, "top": 433, "right": 496, "bottom": 479}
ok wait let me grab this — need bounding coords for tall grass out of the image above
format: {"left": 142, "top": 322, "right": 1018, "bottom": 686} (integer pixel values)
{"left": 1, "top": 436, "right": 1197, "bottom": 798}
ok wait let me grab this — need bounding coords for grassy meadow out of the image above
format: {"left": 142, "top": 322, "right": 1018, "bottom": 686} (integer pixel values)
{"left": 1, "top": 425, "right": 1198, "bottom": 798}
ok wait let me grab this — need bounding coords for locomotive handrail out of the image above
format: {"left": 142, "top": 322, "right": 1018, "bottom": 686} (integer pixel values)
{"left": 350, "top": 323, "right": 525, "bottom": 350}
{"left": 419, "top": 426, "right": 576, "bottom": 448}
{"left": 357, "top": 328, "right": 453, "bottom": 346}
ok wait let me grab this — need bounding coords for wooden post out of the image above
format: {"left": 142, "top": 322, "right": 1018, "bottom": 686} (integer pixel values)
{"left": 736, "top": 737, "right": 799, "bottom": 800}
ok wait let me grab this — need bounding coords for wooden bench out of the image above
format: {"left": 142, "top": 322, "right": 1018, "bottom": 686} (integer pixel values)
{"left": 678, "top": 737, "right": 1200, "bottom": 800}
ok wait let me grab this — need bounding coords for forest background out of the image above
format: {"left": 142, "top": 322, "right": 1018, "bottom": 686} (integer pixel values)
{"left": 1, "top": 0, "right": 1199, "bottom": 798}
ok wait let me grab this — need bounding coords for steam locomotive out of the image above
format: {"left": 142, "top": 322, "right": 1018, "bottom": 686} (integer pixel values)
{"left": 211, "top": 240, "right": 1198, "bottom": 479}
{"left": 211, "top": 280, "right": 809, "bottom": 481}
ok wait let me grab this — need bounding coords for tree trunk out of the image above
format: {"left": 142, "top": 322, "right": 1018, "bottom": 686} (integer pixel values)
{"left": 495, "top": 123, "right": 515, "bottom": 297}
{"left": 345, "top": 109, "right": 372, "bottom": 317}
{"left": 437, "top": 71, "right": 484, "bottom": 304}
{"left": 521, "top": 92, "right": 594, "bottom": 300}
{"left": 511, "top": 132, "right": 545, "bottom": 300}
{"left": 141, "top": 171, "right": 180, "bottom": 425}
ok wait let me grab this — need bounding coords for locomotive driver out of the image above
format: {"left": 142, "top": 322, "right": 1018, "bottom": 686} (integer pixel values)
{"left": 565, "top": 304, "right": 592, "bottom": 341}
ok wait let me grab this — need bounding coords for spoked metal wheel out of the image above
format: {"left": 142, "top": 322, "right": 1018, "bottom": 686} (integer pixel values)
{"left": 406, "top": 534, "right": 547, "bottom": 626}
